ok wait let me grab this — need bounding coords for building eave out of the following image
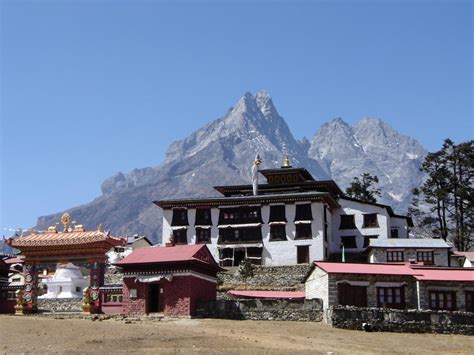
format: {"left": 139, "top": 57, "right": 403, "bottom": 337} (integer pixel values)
{"left": 154, "top": 192, "right": 340, "bottom": 210}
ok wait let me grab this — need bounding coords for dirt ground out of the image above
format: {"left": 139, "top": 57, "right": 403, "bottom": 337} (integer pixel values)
{"left": 0, "top": 315, "right": 472, "bottom": 354}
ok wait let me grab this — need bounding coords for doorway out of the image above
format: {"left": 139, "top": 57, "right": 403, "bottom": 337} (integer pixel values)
{"left": 148, "top": 284, "right": 162, "bottom": 313}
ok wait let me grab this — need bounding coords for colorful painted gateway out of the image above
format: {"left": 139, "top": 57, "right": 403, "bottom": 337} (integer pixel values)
{"left": 114, "top": 244, "right": 222, "bottom": 317}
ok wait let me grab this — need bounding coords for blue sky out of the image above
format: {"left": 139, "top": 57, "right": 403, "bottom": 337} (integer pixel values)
{"left": 1, "top": 0, "right": 472, "bottom": 232}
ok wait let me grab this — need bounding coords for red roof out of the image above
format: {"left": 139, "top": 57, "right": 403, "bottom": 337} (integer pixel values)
{"left": 453, "top": 252, "right": 474, "bottom": 262}
{"left": 6, "top": 231, "right": 125, "bottom": 248}
{"left": 229, "top": 290, "right": 305, "bottom": 299}
{"left": 115, "top": 244, "right": 218, "bottom": 267}
{"left": 411, "top": 267, "right": 474, "bottom": 282}
{"left": 3, "top": 257, "right": 24, "bottom": 265}
{"left": 314, "top": 262, "right": 416, "bottom": 276}
{"left": 314, "top": 262, "right": 474, "bottom": 283}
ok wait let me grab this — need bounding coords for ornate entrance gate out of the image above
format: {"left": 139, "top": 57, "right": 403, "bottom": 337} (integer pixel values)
{"left": 5, "top": 213, "right": 125, "bottom": 314}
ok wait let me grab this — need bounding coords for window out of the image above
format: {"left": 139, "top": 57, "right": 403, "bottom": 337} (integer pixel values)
{"left": 171, "top": 209, "right": 188, "bottom": 226}
{"left": 114, "top": 246, "right": 125, "bottom": 253}
{"left": 339, "top": 215, "right": 356, "bottom": 229}
{"left": 173, "top": 229, "right": 188, "bottom": 244}
{"left": 416, "top": 251, "right": 434, "bottom": 265}
{"left": 129, "top": 289, "right": 138, "bottom": 299}
{"left": 465, "top": 291, "right": 474, "bottom": 312}
{"left": 377, "top": 287, "right": 405, "bottom": 309}
{"left": 323, "top": 206, "right": 328, "bottom": 242}
{"left": 390, "top": 228, "right": 399, "bottom": 238}
{"left": 363, "top": 235, "right": 379, "bottom": 248}
{"left": 219, "top": 207, "right": 262, "bottom": 224}
{"left": 76, "top": 287, "right": 82, "bottom": 293}
{"left": 295, "top": 224, "right": 312, "bottom": 240}
{"left": 218, "top": 226, "right": 262, "bottom": 244}
{"left": 294, "top": 204, "right": 313, "bottom": 221}
{"left": 386, "top": 251, "right": 404, "bottom": 262}
{"left": 269, "top": 205, "right": 286, "bottom": 222}
{"left": 341, "top": 236, "right": 357, "bottom": 249}
{"left": 337, "top": 283, "right": 367, "bottom": 307}
{"left": 196, "top": 228, "right": 211, "bottom": 244}
{"left": 363, "top": 214, "right": 379, "bottom": 228}
{"left": 105, "top": 294, "right": 123, "bottom": 303}
{"left": 195, "top": 208, "right": 212, "bottom": 225}
{"left": 429, "top": 291, "right": 456, "bottom": 311}
{"left": 297, "top": 245, "right": 310, "bottom": 264}
{"left": 270, "top": 224, "right": 287, "bottom": 241}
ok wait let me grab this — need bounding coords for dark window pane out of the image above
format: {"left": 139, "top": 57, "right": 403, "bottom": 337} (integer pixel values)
{"left": 416, "top": 251, "right": 434, "bottom": 265}
{"left": 338, "top": 283, "right": 367, "bottom": 307}
{"left": 340, "top": 215, "right": 356, "bottom": 229}
{"left": 270, "top": 224, "right": 287, "bottom": 241}
{"left": 172, "top": 229, "right": 187, "bottom": 244}
{"left": 363, "top": 214, "right": 379, "bottom": 228}
{"left": 295, "top": 224, "right": 312, "bottom": 240}
{"left": 297, "top": 245, "right": 310, "bottom": 264}
{"left": 386, "top": 251, "right": 404, "bottom": 262}
{"left": 218, "top": 226, "right": 262, "bottom": 244}
{"left": 341, "top": 236, "right": 357, "bottom": 249}
{"left": 171, "top": 209, "right": 189, "bottom": 226}
{"left": 294, "top": 204, "right": 313, "bottom": 221}
{"left": 390, "top": 228, "right": 399, "bottom": 238}
{"left": 363, "top": 235, "right": 379, "bottom": 248}
{"left": 219, "top": 207, "right": 262, "bottom": 224}
{"left": 196, "top": 228, "right": 211, "bottom": 244}
{"left": 269, "top": 205, "right": 286, "bottom": 222}
{"left": 195, "top": 209, "right": 212, "bottom": 226}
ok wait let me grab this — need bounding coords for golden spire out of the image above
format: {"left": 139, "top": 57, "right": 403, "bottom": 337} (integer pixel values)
{"left": 283, "top": 155, "right": 291, "bottom": 168}
{"left": 60, "top": 213, "right": 71, "bottom": 232}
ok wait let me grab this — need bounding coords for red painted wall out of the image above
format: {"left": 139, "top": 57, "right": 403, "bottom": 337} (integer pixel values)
{"left": 121, "top": 275, "right": 216, "bottom": 317}
{"left": 0, "top": 300, "right": 16, "bottom": 314}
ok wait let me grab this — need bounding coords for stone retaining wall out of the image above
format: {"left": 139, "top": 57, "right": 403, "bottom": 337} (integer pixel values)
{"left": 196, "top": 298, "right": 323, "bottom": 321}
{"left": 37, "top": 298, "right": 83, "bottom": 313}
{"left": 218, "top": 265, "right": 311, "bottom": 292}
{"left": 327, "top": 306, "right": 474, "bottom": 335}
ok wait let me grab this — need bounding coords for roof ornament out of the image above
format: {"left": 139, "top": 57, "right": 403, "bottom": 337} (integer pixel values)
{"left": 97, "top": 224, "right": 103, "bottom": 233}
{"left": 60, "top": 213, "right": 71, "bottom": 232}
{"left": 252, "top": 153, "right": 262, "bottom": 196}
{"left": 47, "top": 225, "right": 57, "bottom": 233}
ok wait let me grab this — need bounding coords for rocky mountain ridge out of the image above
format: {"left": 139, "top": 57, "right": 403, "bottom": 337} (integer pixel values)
{"left": 36, "top": 91, "right": 427, "bottom": 243}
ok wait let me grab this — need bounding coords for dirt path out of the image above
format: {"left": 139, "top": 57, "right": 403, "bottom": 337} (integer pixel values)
{"left": 0, "top": 316, "right": 472, "bottom": 354}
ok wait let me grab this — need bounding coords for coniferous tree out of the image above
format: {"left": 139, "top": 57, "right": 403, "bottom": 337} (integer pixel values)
{"left": 345, "top": 173, "right": 381, "bottom": 203}
{"left": 410, "top": 139, "right": 473, "bottom": 250}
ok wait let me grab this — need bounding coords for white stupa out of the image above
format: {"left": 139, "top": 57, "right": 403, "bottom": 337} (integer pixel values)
{"left": 39, "top": 263, "right": 88, "bottom": 299}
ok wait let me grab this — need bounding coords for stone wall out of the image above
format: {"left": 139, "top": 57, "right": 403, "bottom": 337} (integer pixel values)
{"left": 196, "top": 298, "right": 323, "bottom": 321}
{"left": 327, "top": 306, "right": 474, "bottom": 335}
{"left": 218, "top": 264, "right": 310, "bottom": 292}
{"left": 37, "top": 298, "right": 83, "bottom": 313}
{"left": 370, "top": 248, "right": 450, "bottom": 266}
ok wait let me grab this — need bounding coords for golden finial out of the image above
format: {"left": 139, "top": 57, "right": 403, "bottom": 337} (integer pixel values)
{"left": 97, "top": 224, "right": 103, "bottom": 233}
{"left": 283, "top": 155, "right": 291, "bottom": 168}
{"left": 60, "top": 212, "right": 71, "bottom": 232}
{"left": 254, "top": 153, "right": 262, "bottom": 167}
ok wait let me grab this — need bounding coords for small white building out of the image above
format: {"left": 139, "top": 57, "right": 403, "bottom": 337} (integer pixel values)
{"left": 155, "top": 161, "right": 413, "bottom": 266}
{"left": 39, "top": 263, "right": 88, "bottom": 299}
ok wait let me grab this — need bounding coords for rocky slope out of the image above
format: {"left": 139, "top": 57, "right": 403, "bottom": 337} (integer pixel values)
{"left": 308, "top": 117, "right": 426, "bottom": 212}
{"left": 36, "top": 91, "right": 426, "bottom": 243}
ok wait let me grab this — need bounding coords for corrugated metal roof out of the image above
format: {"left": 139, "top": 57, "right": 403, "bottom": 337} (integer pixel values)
{"left": 115, "top": 244, "right": 215, "bottom": 266}
{"left": 228, "top": 290, "right": 305, "bottom": 299}
{"left": 314, "top": 261, "right": 474, "bottom": 282}
{"left": 453, "top": 251, "right": 474, "bottom": 262}
{"left": 368, "top": 238, "right": 450, "bottom": 249}
{"left": 315, "top": 262, "right": 416, "bottom": 276}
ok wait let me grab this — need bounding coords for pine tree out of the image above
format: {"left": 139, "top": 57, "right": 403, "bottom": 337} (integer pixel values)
{"left": 410, "top": 139, "right": 473, "bottom": 250}
{"left": 345, "top": 173, "right": 381, "bottom": 203}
